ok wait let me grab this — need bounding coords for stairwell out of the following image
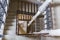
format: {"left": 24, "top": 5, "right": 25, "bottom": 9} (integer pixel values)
{"left": 2, "top": 11, "right": 40, "bottom": 40}
{"left": 2, "top": 0, "right": 40, "bottom": 40}
{"left": 3, "top": 12, "right": 16, "bottom": 40}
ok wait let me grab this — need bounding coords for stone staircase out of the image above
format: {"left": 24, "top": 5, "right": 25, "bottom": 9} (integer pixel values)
{"left": 2, "top": 11, "right": 40, "bottom": 40}
{"left": 3, "top": 12, "right": 16, "bottom": 40}
{"left": 2, "top": 0, "right": 40, "bottom": 40}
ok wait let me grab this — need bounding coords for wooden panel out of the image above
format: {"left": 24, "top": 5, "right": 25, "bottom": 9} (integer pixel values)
{"left": 18, "top": 22, "right": 27, "bottom": 34}
{"left": 17, "top": 14, "right": 32, "bottom": 21}
{"left": 17, "top": 20, "right": 36, "bottom": 35}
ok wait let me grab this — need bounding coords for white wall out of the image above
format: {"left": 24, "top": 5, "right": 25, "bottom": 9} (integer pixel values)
{"left": 41, "top": 0, "right": 60, "bottom": 40}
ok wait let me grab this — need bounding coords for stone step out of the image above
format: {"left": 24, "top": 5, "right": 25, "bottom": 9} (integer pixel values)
{"left": 4, "top": 29, "right": 16, "bottom": 35}
{"left": 4, "top": 24, "right": 16, "bottom": 34}
{"left": 6, "top": 16, "right": 16, "bottom": 19}
{"left": 4, "top": 25, "right": 16, "bottom": 30}
{"left": 3, "top": 35, "right": 16, "bottom": 40}
{"left": 5, "top": 21, "right": 16, "bottom": 24}
{"left": 7, "top": 12, "right": 16, "bottom": 16}
{"left": 5, "top": 22, "right": 16, "bottom": 26}
{"left": 6, "top": 20, "right": 16, "bottom": 23}
{"left": 6, "top": 19, "right": 16, "bottom": 22}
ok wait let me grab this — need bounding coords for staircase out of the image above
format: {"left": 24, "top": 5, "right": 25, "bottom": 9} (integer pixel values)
{"left": 2, "top": 0, "right": 40, "bottom": 40}
{"left": 3, "top": 10, "right": 40, "bottom": 40}
{"left": 3, "top": 12, "right": 16, "bottom": 40}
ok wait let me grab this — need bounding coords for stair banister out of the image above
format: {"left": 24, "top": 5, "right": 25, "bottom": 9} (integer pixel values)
{"left": 28, "top": 0, "right": 52, "bottom": 27}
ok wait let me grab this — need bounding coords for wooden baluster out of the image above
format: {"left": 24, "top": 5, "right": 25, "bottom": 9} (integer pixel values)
{"left": 26, "top": 14, "right": 27, "bottom": 20}
{"left": 22, "top": 1, "right": 23, "bottom": 20}
{"left": 24, "top": 14, "right": 25, "bottom": 20}
{"left": 23, "top": 2, "right": 25, "bottom": 20}
{"left": 25, "top": 2, "right": 27, "bottom": 20}
{"left": 27, "top": 3, "right": 29, "bottom": 20}
{"left": 36, "top": 4, "right": 38, "bottom": 12}
{"left": 23, "top": 2, "right": 24, "bottom": 20}
{"left": 29, "top": 15, "right": 30, "bottom": 20}
{"left": 35, "top": 4, "right": 37, "bottom": 13}
{"left": 32, "top": 3, "right": 34, "bottom": 14}
{"left": 29, "top": 3, "right": 31, "bottom": 13}
{"left": 28, "top": 3, "right": 29, "bottom": 20}
{"left": 31, "top": 3, "right": 32, "bottom": 14}
{"left": 21, "top": 1, "right": 22, "bottom": 20}
{"left": 23, "top": 2, "right": 25, "bottom": 12}
{"left": 34, "top": 4, "right": 35, "bottom": 15}
{"left": 26, "top": 2, "right": 28, "bottom": 12}
{"left": 30, "top": 15, "right": 31, "bottom": 20}
{"left": 27, "top": 15, "right": 28, "bottom": 20}
{"left": 28, "top": 2, "right": 29, "bottom": 13}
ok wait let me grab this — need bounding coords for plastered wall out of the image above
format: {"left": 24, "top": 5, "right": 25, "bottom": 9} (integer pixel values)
{"left": 41, "top": 0, "right": 60, "bottom": 40}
